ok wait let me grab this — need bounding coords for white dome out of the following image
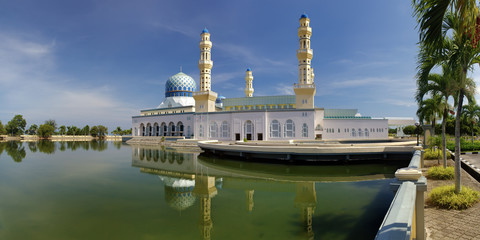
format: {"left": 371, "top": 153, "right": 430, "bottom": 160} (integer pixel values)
{"left": 157, "top": 96, "right": 195, "bottom": 109}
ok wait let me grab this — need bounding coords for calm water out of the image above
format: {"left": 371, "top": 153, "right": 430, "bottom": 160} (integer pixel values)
{"left": 0, "top": 141, "right": 408, "bottom": 240}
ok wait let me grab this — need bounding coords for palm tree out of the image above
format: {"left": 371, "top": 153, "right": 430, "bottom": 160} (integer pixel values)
{"left": 417, "top": 94, "right": 444, "bottom": 127}
{"left": 413, "top": 0, "right": 478, "bottom": 51}
{"left": 442, "top": 12, "right": 479, "bottom": 193}
{"left": 414, "top": 8, "right": 480, "bottom": 193}
{"left": 416, "top": 66, "right": 453, "bottom": 167}
{"left": 462, "top": 101, "right": 480, "bottom": 142}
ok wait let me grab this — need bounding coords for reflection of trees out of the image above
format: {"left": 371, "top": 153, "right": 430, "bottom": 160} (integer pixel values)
{"left": 90, "top": 140, "right": 107, "bottom": 152}
{"left": 113, "top": 141, "right": 122, "bottom": 150}
{"left": 28, "top": 142, "right": 37, "bottom": 152}
{"left": 59, "top": 142, "right": 66, "bottom": 152}
{"left": 5, "top": 141, "right": 26, "bottom": 162}
{"left": 37, "top": 140, "right": 56, "bottom": 154}
{"left": 0, "top": 142, "right": 6, "bottom": 156}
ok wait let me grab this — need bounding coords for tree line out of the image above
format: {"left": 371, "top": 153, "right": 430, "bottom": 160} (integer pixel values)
{"left": 0, "top": 115, "right": 131, "bottom": 138}
{"left": 413, "top": 0, "right": 479, "bottom": 194}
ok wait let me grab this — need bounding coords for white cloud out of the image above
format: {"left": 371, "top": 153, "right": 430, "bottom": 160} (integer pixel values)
{"left": 0, "top": 32, "right": 136, "bottom": 128}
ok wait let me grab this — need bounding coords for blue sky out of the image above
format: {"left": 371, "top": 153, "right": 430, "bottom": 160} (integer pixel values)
{"left": 0, "top": 0, "right": 456, "bottom": 130}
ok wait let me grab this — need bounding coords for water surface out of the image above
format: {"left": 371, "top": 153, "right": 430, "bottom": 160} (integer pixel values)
{"left": 0, "top": 141, "right": 408, "bottom": 240}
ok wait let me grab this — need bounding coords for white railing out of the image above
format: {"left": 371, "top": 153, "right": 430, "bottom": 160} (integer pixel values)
{"left": 293, "top": 83, "right": 315, "bottom": 89}
{"left": 296, "top": 49, "right": 313, "bottom": 55}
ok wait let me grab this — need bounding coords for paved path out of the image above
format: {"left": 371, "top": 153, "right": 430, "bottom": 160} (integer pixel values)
{"left": 424, "top": 158, "right": 480, "bottom": 240}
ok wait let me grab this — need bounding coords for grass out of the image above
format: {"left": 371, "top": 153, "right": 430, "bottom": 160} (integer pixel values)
{"left": 428, "top": 185, "right": 480, "bottom": 210}
{"left": 427, "top": 166, "right": 455, "bottom": 180}
{"left": 424, "top": 148, "right": 451, "bottom": 160}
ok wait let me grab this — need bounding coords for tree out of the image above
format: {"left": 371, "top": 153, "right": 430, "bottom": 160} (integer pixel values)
{"left": 37, "top": 124, "right": 55, "bottom": 138}
{"left": 90, "top": 126, "right": 99, "bottom": 137}
{"left": 112, "top": 126, "right": 122, "bottom": 136}
{"left": 414, "top": 7, "right": 480, "bottom": 193}
{"left": 44, "top": 119, "right": 57, "bottom": 132}
{"left": 6, "top": 115, "right": 27, "bottom": 136}
{"left": 416, "top": 63, "right": 454, "bottom": 168}
{"left": 122, "top": 128, "right": 132, "bottom": 136}
{"left": 0, "top": 120, "right": 6, "bottom": 135}
{"left": 58, "top": 125, "right": 66, "bottom": 135}
{"left": 97, "top": 125, "right": 108, "bottom": 139}
{"left": 413, "top": 0, "right": 478, "bottom": 52}
{"left": 81, "top": 125, "right": 90, "bottom": 136}
{"left": 67, "top": 126, "right": 80, "bottom": 135}
{"left": 417, "top": 95, "right": 443, "bottom": 128}
{"left": 27, "top": 124, "right": 38, "bottom": 135}
{"left": 461, "top": 101, "right": 480, "bottom": 142}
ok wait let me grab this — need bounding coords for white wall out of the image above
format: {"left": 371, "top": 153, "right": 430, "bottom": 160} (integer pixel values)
{"left": 323, "top": 118, "right": 388, "bottom": 140}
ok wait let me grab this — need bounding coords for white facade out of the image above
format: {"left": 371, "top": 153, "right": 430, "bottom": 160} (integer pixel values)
{"left": 131, "top": 14, "right": 389, "bottom": 141}
{"left": 323, "top": 119, "right": 388, "bottom": 140}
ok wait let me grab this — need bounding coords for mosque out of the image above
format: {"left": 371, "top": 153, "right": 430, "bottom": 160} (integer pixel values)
{"left": 132, "top": 14, "right": 389, "bottom": 141}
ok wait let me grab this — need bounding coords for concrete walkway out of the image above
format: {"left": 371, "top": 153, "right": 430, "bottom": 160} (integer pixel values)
{"left": 424, "top": 157, "right": 480, "bottom": 240}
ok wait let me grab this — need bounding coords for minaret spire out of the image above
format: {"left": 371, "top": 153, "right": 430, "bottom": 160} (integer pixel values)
{"left": 244, "top": 68, "right": 254, "bottom": 97}
{"left": 194, "top": 28, "right": 218, "bottom": 115}
{"left": 294, "top": 13, "right": 316, "bottom": 109}
{"left": 199, "top": 28, "right": 213, "bottom": 91}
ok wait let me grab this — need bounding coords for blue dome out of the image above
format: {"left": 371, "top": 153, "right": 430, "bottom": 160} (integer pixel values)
{"left": 246, "top": 68, "right": 251, "bottom": 72}
{"left": 165, "top": 72, "right": 197, "bottom": 98}
{"left": 202, "top": 28, "right": 209, "bottom": 34}
{"left": 300, "top": 13, "right": 309, "bottom": 19}
{"left": 215, "top": 95, "right": 226, "bottom": 104}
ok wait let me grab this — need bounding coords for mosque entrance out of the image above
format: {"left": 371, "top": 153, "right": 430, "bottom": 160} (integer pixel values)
{"left": 257, "top": 133, "right": 263, "bottom": 141}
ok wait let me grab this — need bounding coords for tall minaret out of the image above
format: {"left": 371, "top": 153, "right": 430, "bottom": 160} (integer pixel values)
{"left": 194, "top": 28, "right": 218, "bottom": 113}
{"left": 294, "top": 13, "right": 316, "bottom": 109}
{"left": 199, "top": 28, "right": 213, "bottom": 91}
{"left": 244, "top": 68, "right": 254, "bottom": 97}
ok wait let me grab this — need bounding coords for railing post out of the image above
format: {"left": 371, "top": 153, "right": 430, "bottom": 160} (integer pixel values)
{"left": 394, "top": 166, "right": 427, "bottom": 240}
{"left": 413, "top": 146, "right": 424, "bottom": 169}
{"left": 415, "top": 176, "right": 427, "bottom": 240}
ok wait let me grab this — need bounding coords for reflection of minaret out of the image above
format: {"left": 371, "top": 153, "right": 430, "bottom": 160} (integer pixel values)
{"left": 193, "top": 175, "right": 218, "bottom": 240}
{"left": 245, "top": 190, "right": 254, "bottom": 212}
{"left": 294, "top": 182, "right": 317, "bottom": 240}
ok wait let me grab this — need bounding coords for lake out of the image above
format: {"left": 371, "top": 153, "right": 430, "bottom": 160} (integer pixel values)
{"left": 0, "top": 141, "right": 408, "bottom": 240}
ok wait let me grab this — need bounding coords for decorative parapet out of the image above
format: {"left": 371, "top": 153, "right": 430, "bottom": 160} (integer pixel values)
{"left": 293, "top": 83, "right": 315, "bottom": 89}
{"left": 375, "top": 149, "right": 427, "bottom": 240}
{"left": 296, "top": 48, "right": 313, "bottom": 56}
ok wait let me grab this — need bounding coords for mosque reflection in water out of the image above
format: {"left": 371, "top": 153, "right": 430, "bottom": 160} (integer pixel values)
{"left": 131, "top": 146, "right": 325, "bottom": 240}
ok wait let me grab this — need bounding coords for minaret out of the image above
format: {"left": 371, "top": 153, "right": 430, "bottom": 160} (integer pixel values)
{"left": 194, "top": 28, "right": 218, "bottom": 112}
{"left": 294, "top": 13, "right": 316, "bottom": 109}
{"left": 199, "top": 28, "right": 213, "bottom": 91}
{"left": 244, "top": 68, "right": 254, "bottom": 97}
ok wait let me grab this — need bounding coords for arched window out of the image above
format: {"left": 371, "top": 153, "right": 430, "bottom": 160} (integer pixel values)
{"left": 358, "top": 128, "right": 363, "bottom": 137}
{"left": 302, "top": 123, "right": 308, "bottom": 137}
{"left": 161, "top": 123, "right": 167, "bottom": 136}
{"left": 244, "top": 120, "right": 254, "bottom": 140}
{"left": 352, "top": 128, "right": 356, "bottom": 137}
{"left": 284, "top": 119, "right": 295, "bottom": 138}
{"left": 221, "top": 121, "right": 230, "bottom": 138}
{"left": 270, "top": 120, "right": 281, "bottom": 138}
{"left": 168, "top": 122, "right": 175, "bottom": 136}
{"left": 199, "top": 125, "right": 204, "bottom": 138}
{"left": 209, "top": 121, "right": 218, "bottom": 138}
{"left": 365, "top": 128, "right": 369, "bottom": 137}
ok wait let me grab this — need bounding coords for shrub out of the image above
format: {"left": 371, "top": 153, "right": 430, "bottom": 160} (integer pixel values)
{"left": 428, "top": 185, "right": 480, "bottom": 210}
{"left": 243, "top": 138, "right": 248, "bottom": 142}
{"left": 427, "top": 166, "right": 455, "bottom": 180}
{"left": 424, "top": 148, "right": 451, "bottom": 160}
